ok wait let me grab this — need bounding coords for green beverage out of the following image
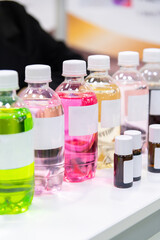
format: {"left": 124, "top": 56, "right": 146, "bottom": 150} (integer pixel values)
{"left": 0, "top": 70, "right": 34, "bottom": 214}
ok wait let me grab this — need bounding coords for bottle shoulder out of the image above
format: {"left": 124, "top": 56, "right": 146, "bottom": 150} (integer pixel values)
{"left": 113, "top": 69, "right": 147, "bottom": 85}
{"left": 140, "top": 64, "right": 160, "bottom": 84}
{"left": 19, "top": 86, "right": 62, "bottom": 107}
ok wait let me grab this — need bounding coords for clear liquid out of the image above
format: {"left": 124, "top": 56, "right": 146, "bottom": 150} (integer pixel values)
{"left": 21, "top": 85, "right": 64, "bottom": 195}
{"left": 0, "top": 108, "right": 34, "bottom": 214}
{"left": 113, "top": 68, "right": 149, "bottom": 149}
{"left": 58, "top": 91, "right": 98, "bottom": 182}
{"left": 85, "top": 75, "right": 120, "bottom": 168}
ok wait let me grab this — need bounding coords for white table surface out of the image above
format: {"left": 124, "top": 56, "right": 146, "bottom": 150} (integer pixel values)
{"left": 1, "top": 156, "right": 160, "bottom": 240}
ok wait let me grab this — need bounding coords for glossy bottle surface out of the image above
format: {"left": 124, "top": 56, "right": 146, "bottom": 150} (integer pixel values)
{"left": 140, "top": 63, "right": 160, "bottom": 126}
{"left": 20, "top": 83, "right": 64, "bottom": 195}
{"left": 148, "top": 142, "right": 160, "bottom": 173}
{"left": 85, "top": 72, "right": 121, "bottom": 168}
{"left": 56, "top": 77, "right": 98, "bottom": 182}
{"left": 113, "top": 67, "right": 149, "bottom": 149}
{"left": 0, "top": 91, "right": 34, "bottom": 214}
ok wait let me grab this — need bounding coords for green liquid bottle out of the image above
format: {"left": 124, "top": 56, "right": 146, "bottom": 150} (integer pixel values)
{"left": 0, "top": 70, "right": 34, "bottom": 214}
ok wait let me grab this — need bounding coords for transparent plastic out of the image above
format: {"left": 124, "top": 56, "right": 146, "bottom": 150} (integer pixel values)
{"left": 85, "top": 71, "right": 121, "bottom": 168}
{"left": 0, "top": 90, "right": 34, "bottom": 214}
{"left": 140, "top": 63, "right": 160, "bottom": 125}
{"left": 56, "top": 76, "right": 98, "bottom": 182}
{"left": 20, "top": 83, "right": 64, "bottom": 195}
{"left": 113, "top": 66, "right": 149, "bottom": 149}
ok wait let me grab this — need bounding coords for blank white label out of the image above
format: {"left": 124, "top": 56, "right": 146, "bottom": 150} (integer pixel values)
{"left": 150, "top": 90, "right": 160, "bottom": 115}
{"left": 128, "top": 94, "right": 149, "bottom": 121}
{"left": 0, "top": 130, "right": 34, "bottom": 170}
{"left": 154, "top": 148, "right": 160, "bottom": 169}
{"left": 101, "top": 99, "right": 121, "bottom": 128}
{"left": 34, "top": 115, "right": 64, "bottom": 150}
{"left": 133, "top": 154, "right": 142, "bottom": 178}
{"left": 123, "top": 160, "right": 133, "bottom": 184}
{"left": 69, "top": 104, "right": 98, "bottom": 136}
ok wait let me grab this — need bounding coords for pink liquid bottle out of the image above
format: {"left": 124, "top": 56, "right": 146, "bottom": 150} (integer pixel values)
{"left": 20, "top": 65, "right": 64, "bottom": 195}
{"left": 56, "top": 60, "right": 98, "bottom": 182}
{"left": 113, "top": 51, "right": 149, "bottom": 149}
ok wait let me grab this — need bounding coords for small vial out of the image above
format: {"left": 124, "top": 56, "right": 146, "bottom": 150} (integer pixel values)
{"left": 124, "top": 130, "right": 142, "bottom": 181}
{"left": 148, "top": 124, "right": 160, "bottom": 173}
{"left": 114, "top": 135, "right": 133, "bottom": 188}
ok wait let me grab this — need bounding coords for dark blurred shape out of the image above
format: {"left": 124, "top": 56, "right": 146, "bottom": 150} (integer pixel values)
{"left": 0, "top": 1, "right": 83, "bottom": 90}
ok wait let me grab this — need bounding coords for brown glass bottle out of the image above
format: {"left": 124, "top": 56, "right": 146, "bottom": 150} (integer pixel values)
{"left": 114, "top": 154, "right": 133, "bottom": 188}
{"left": 148, "top": 142, "right": 160, "bottom": 173}
{"left": 149, "top": 89, "right": 160, "bottom": 126}
{"left": 133, "top": 149, "right": 142, "bottom": 181}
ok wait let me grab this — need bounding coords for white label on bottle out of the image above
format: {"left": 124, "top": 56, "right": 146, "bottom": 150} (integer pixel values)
{"left": 154, "top": 148, "right": 160, "bottom": 169}
{"left": 128, "top": 94, "right": 149, "bottom": 121}
{"left": 34, "top": 115, "right": 64, "bottom": 150}
{"left": 133, "top": 154, "right": 142, "bottom": 178}
{"left": 150, "top": 90, "right": 160, "bottom": 115}
{"left": 123, "top": 160, "right": 133, "bottom": 184}
{"left": 101, "top": 99, "right": 121, "bottom": 128}
{"left": 0, "top": 130, "right": 34, "bottom": 170}
{"left": 69, "top": 104, "right": 98, "bottom": 136}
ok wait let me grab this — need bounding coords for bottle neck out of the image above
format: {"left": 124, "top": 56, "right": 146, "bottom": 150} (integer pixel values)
{"left": 0, "top": 90, "right": 16, "bottom": 97}
{"left": 64, "top": 76, "right": 84, "bottom": 82}
{"left": 89, "top": 70, "right": 109, "bottom": 75}
{"left": 28, "top": 82, "right": 49, "bottom": 88}
{"left": 120, "top": 66, "right": 137, "bottom": 71}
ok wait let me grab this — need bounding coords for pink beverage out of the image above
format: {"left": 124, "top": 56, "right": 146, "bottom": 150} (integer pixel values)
{"left": 20, "top": 65, "right": 64, "bottom": 195}
{"left": 113, "top": 52, "right": 149, "bottom": 149}
{"left": 56, "top": 60, "right": 98, "bottom": 182}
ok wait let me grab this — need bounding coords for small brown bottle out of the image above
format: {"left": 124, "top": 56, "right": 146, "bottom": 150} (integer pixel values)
{"left": 148, "top": 124, "right": 160, "bottom": 173}
{"left": 114, "top": 135, "right": 133, "bottom": 188}
{"left": 124, "top": 130, "right": 142, "bottom": 181}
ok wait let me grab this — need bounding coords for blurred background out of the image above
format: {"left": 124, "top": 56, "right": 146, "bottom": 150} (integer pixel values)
{"left": 3, "top": 0, "right": 160, "bottom": 79}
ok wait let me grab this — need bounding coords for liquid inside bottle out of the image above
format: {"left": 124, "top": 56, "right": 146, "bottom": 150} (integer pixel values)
{"left": 85, "top": 55, "right": 121, "bottom": 168}
{"left": 0, "top": 70, "right": 34, "bottom": 214}
{"left": 56, "top": 60, "right": 98, "bottom": 182}
{"left": 20, "top": 65, "right": 64, "bottom": 195}
{"left": 113, "top": 52, "right": 149, "bottom": 150}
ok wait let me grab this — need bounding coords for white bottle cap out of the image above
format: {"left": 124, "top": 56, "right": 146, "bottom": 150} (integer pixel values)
{"left": 149, "top": 124, "right": 160, "bottom": 143}
{"left": 88, "top": 55, "right": 110, "bottom": 70}
{"left": 143, "top": 48, "right": 160, "bottom": 63}
{"left": 115, "top": 135, "right": 133, "bottom": 156}
{"left": 118, "top": 51, "right": 139, "bottom": 66}
{"left": 62, "top": 60, "right": 86, "bottom": 77}
{"left": 124, "top": 130, "right": 142, "bottom": 150}
{"left": 25, "top": 64, "right": 52, "bottom": 83}
{"left": 0, "top": 70, "right": 19, "bottom": 90}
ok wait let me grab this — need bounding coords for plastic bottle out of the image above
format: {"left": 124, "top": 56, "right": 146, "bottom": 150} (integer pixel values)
{"left": 113, "top": 51, "right": 149, "bottom": 149}
{"left": 20, "top": 65, "right": 64, "bottom": 195}
{"left": 85, "top": 55, "right": 121, "bottom": 168}
{"left": 140, "top": 48, "right": 160, "bottom": 125}
{"left": 56, "top": 60, "right": 98, "bottom": 182}
{"left": 0, "top": 70, "right": 34, "bottom": 214}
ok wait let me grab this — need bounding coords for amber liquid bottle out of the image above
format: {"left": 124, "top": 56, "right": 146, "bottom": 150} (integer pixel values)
{"left": 114, "top": 135, "right": 133, "bottom": 188}
{"left": 124, "top": 130, "right": 142, "bottom": 181}
{"left": 85, "top": 55, "right": 121, "bottom": 169}
{"left": 148, "top": 124, "right": 160, "bottom": 173}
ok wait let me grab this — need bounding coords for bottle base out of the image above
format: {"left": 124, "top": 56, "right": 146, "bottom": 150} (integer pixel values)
{"left": 148, "top": 167, "right": 160, "bottom": 173}
{"left": 133, "top": 176, "right": 141, "bottom": 181}
{"left": 64, "top": 162, "right": 96, "bottom": 182}
{"left": 114, "top": 182, "right": 133, "bottom": 188}
{"left": 34, "top": 171, "right": 64, "bottom": 195}
{"left": 0, "top": 190, "right": 33, "bottom": 215}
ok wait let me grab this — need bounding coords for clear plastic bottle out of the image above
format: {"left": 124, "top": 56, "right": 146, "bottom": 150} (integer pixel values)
{"left": 113, "top": 51, "right": 149, "bottom": 149}
{"left": 20, "top": 65, "right": 64, "bottom": 195}
{"left": 140, "top": 48, "right": 160, "bottom": 126}
{"left": 85, "top": 55, "right": 121, "bottom": 168}
{"left": 0, "top": 70, "right": 34, "bottom": 214}
{"left": 56, "top": 60, "right": 98, "bottom": 182}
